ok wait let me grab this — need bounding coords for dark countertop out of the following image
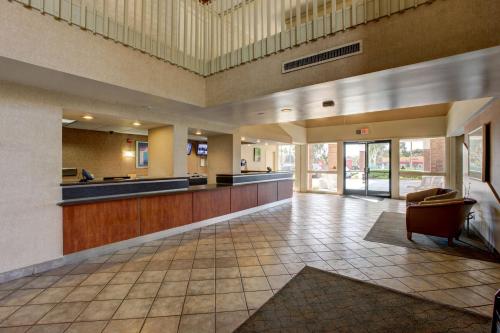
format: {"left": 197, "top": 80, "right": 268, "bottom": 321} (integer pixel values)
{"left": 61, "top": 177, "right": 188, "bottom": 186}
{"left": 58, "top": 184, "right": 233, "bottom": 206}
{"left": 217, "top": 172, "right": 291, "bottom": 177}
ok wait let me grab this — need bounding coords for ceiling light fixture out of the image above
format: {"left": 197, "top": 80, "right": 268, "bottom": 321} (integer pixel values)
{"left": 281, "top": 108, "right": 292, "bottom": 113}
{"left": 241, "top": 137, "right": 246, "bottom": 141}
{"left": 82, "top": 115, "right": 94, "bottom": 120}
{"left": 62, "top": 118, "right": 76, "bottom": 125}
{"left": 256, "top": 139, "right": 261, "bottom": 143}
{"left": 195, "top": 130, "right": 202, "bottom": 135}
{"left": 132, "top": 121, "right": 142, "bottom": 126}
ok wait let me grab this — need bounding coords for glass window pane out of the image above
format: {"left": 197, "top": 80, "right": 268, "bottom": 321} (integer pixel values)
{"left": 308, "top": 143, "right": 338, "bottom": 171}
{"left": 399, "top": 175, "right": 445, "bottom": 196}
{"left": 399, "top": 138, "right": 446, "bottom": 173}
{"left": 277, "top": 145, "right": 295, "bottom": 172}
{"left": 308, "top": 173, "right": 337, "bottom": 193}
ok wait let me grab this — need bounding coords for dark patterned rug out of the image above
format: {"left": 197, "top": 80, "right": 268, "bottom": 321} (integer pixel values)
{"left": 364, "top": 212, "right": 498, "bottom": 262}
{"left": 235, "top": 266, "right": 491, "bottom": 333}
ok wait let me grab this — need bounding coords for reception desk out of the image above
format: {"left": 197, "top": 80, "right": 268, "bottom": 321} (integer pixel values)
{"left": 60, "top": 173, "right": 293, "bottom": 254}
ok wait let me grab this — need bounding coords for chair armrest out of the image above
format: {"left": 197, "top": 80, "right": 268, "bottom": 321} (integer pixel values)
{"left": 406, "top": 188, "right": 439, "bottom": 203}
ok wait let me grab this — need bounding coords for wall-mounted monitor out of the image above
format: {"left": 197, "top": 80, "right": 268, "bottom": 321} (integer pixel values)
{"left": 197, "top": 143, "right": 208, "bottom": 156}
{"left": 187, "top": 142, "right": 193, "bottom": 155}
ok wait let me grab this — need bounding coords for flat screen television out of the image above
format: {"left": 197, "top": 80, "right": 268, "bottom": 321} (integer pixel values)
{"left": 197, "top": 143, "right": 208, "bottom": 156}
{"left": 187, "top": 142, "right": 193, "bottom": 155}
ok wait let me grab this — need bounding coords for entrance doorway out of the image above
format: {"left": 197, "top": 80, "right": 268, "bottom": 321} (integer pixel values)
{"left": 343, "top": 141, "right": 391, "bottom": 197}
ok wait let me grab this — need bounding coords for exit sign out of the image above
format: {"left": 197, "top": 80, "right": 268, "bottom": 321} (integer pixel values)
{"left": 356, "top": 128, "right": 369, "bottom": 135}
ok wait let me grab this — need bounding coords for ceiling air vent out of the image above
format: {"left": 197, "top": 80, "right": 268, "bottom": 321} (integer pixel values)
{"left": 282, "top": 40, "right": 363, "bottom": 74}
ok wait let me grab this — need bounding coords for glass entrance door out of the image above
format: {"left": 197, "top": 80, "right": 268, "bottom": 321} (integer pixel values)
{"left": 343, "top": 141, "right": 391, "bottom": 197}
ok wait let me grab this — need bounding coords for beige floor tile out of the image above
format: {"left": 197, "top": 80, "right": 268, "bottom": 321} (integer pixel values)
{"left": 137, "top": 271, "right": 166, "bottom": 284}
{"left": 244, "top": 290, "right": 273, "bottom": 310}
{"left": 216, "top": 279, "right": 242, "bottom": 293}
{"left": 398, "top": 276, "right": 437, "bottom": 292}
{"left": 157, "top": 282, "right": 188, "bottom": 297}
{"left": 371, "top": 278, "right": 413, "bottom": 293}
{"left": 190, "top": 268, "right": 215, "bottom": 281}
{"left": 113, "top": 298, "right": 153, "bottom": 319}
{"left": 419, "top": 290, "right": 467, "bottom": 307}
{"left": 0, "top": 307, "right": 19, "bottom": 322}
{"left": 262, "top": 265, "right": 288, "bottom": 276}
{"left": 239, "top": 266, "right": 265, "bottom": 278}
{"left": 109, "top": 272, "right": 141, "bottom": 285}
{"left": 216, "top": 311, "right": 248, "bottom": 333}
{"left": 102, "top": 319, "right": 144, "bottom": 333}
{"left": 96, "top": 284, "right": 133, "bottom": 301}
{"left": 215, "top": 268, "right": 240, "bottom": 279}
{"left": 358, "top": 267, "right": 392, "bottom": 280}
{"left": 29, "top": 288, "right": 74, "bottom": 305}
{"left": 183, "top": 295, "right": 215, "bottom": 314}
{"left": 380, "top": 266, "right": 412, "bottom": 278}
{"left": 21, "top": 277, "right": 60, "bottom": 290}
{"left": 215, "top": 258, "right": 238, "bottom": 268}
{"left": 0, "top": 304, "right": 54, "bottom": 327}
{"left": 242, "top": 277, "right": 271, "bottom": 292}
{"left": 267, "top": 275, "right": 292, "bottom": 290}
{"left": 325, "top": 260, "right": 354, "bottom": 270}
{"left": 80, "top": 273, "right": 116, "bottom": 286}
{"left": 77, "top": 300, "right": 121, "bottom": 321}
{"left": 0, "top": 278, "right": 35, "bottom": 291}
{"left": 66, "top": 320, "right": 108, "bottom": 333}
{"left": 258, "top": 256, "right": 281, "bottom": 265}
{"left": 178, "top": 313, "right": 215, "bottom": 333}
{"left": 144, "top": 261, "right": 171, "bottom": 272}
{"left": 215, "top": 293, "right": 246, "bottom": 312}
{"left": 26, "top": 323, "right": 69, "bottom": 333}
{"left": 164, "top": 270, "right": 191, "bottom": 282}
{"left": 187, "top": 280, "right": 215, "bottom": 295}
{"left": 444, "top": 288, "right": 492, "bottom": 307}
{"left": 0, "top": 327, "right": 31, "bottom": 333}
{"left": 120, "top": 262, "right": 148, "bottom": 272}
{"left": 51, "top": 275, "right": 88, "bottom": 288}
{"left": 0, "top": 290, "right": 44, "bottom": 307}
{"left": 126, "top": 283, "right": 160, "bottom": 299}
{"left": 148, "top": 297, "right": 184, "bottom": 317}
{"left": 63, "top": 286, "right": 103, "bottom": 302}
{"left": 141, "top": 317, "right": 179, "bottom": 333}
{"left": 38, "top": 302, "right": 88, "bottom": 324}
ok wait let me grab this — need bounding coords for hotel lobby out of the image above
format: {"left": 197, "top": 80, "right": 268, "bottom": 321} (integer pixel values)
{"left": 0, "top": 0, "right": 499, "bottom": 332}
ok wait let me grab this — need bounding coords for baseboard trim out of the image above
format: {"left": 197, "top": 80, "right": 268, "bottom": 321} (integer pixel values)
{"left": 0, "top": 198, "right": 292, "bottom": 284}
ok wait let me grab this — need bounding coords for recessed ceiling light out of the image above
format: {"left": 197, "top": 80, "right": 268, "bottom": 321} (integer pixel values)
{"left": 256, "top": 139, "right": 261, "bottom": 143}
{"left": 62, "top": 118, "right": 76, "bottom": 125}
{"left": 281, "top": 108, "right": 292, "bottom": 113}
{"left": 132, "top": 121, "right": 142, "bottom": 126}
{"left": 195, "top": 130, "right": 202, "bottom": 135}
{"left": 264, "top": 142, "right": 269, "bottom": 146}
{"left": 241, "top": 137, "right": 246, "bottom": 141}
{"left": 82, "top": 115, "right": 94, "bottom": 120}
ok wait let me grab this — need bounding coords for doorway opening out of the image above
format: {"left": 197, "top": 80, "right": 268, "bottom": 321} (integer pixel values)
{"left": 343, "top": 141, "right": 391, "bottom": 197}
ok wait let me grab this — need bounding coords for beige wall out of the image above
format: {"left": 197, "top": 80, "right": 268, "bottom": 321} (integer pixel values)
{"left": 463, "top": 99, "right": 500, "bottom": 251}
{"left": 0, "top": 1, "right": 205, "bottom": 107}
{"left": 307, "top": 116, "right": 447, "bottom": 143}
{"left": 62, "top": 128, "right": 148, "bottom": 180}
{"left": 207, "top": 133, "right": 242, "bottom": 184}
{"left": 447, "top": 98, "right": 494, "bottom": 136}
{"left": 0, "top": 86, "right": 62, "bottom": 274}
{"left": 206, "top": 0, "right": 500, "bottom": 106}
{"left": 241, "top": 144, "right": 277, "bottom": 171}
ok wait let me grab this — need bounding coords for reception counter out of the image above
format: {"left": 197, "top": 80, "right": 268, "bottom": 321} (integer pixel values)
{"left": 60, "top": 173, "right": 293, "bottom": 254}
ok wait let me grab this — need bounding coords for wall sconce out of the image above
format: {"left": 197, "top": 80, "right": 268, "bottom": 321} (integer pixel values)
{"left": 123, "top": 150, "right": 135, "bottom": 158}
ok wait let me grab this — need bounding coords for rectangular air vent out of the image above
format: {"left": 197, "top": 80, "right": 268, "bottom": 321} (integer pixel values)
{"left": 282, "top": 40, "right": 363, "bottom": 74}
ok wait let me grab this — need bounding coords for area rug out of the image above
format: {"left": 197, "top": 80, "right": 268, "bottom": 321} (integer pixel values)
{"left": 235, "top": 266, "right": 491, "bottom": 333}
{"left": 364, "top": 211, "right": 498, "bottom": 262}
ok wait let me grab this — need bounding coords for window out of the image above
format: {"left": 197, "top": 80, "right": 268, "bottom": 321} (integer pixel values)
{"left": 277, "top": 145, "right": 297, "bottom": 190}
{"left": 307, "top": 143, "right": 338, "bottom": 192}
{"left": 399, "top": 138, "right": 446, "bottom": 196}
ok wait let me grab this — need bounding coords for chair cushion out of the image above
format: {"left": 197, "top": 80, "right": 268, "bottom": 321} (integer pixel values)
{"left": 424, "top": 191, "right": 458, "bottom": 202}
{"left": 418, "top": 198, "right": 464, "bottom": 206}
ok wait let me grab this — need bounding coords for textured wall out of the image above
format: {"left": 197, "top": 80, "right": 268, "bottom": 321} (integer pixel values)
{"left": 0, "top": 87, "right": 62, "bottom": 274}
{"left": 63, "top": 128, "right": 148, "bottom": 180}
{"left": 464, "top": 99, "right": 500, "bottom": 251}
{"left": 206, "top": 0, "right": 500, "bottom": 106}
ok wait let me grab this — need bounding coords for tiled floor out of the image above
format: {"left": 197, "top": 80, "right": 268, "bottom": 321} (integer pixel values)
{"left": 0, "top": 193, "right": 498, "bottom": 333}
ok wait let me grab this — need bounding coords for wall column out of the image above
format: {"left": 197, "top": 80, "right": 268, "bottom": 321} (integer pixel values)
{"left": 148, "top": 124, "right": 188, "bottom": 178}
{"left": 207, "top": 131, "right": 241, "bottom": 184}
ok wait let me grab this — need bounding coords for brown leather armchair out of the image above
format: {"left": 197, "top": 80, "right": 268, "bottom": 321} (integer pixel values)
{"left": 406, "top": 199, "right": 467, "bottom": 246}
{"left": 406, "top": 188, "right": 457, "bottom": 207}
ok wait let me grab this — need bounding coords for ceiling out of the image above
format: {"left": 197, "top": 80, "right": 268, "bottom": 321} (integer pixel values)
{"left": 294, "top": 103, "right": 451, "bottom": 128}
{"left": 1, "top": 46, "right": 500, "bottom": 127}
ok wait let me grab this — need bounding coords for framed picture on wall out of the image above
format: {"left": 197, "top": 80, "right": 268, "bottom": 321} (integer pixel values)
{"left": 467, "top": 125, "right": 488, "bottom": 181}
{"left": 136, "top": 141, "right": 149, "bottom": 168}
{"left": 253, "top": 147, "right": 261, "bottom": 162}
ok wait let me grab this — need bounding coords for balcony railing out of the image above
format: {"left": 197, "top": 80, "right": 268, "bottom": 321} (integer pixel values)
{"left": 13, "top": 0, "right": 432, "bottom": 76}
